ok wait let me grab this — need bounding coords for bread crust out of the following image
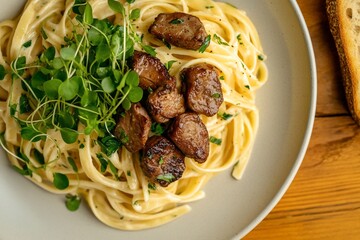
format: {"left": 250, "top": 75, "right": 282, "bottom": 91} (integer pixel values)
{"left": 326, "top": 0, "right": 360, "bottom": 124}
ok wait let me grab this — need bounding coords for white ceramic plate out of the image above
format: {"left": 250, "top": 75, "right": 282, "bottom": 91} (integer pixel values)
{"left": 0, "top": 0, "right": 316, "bottom": 239}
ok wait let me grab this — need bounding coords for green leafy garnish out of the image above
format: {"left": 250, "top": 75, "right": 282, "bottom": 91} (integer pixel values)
{"left": 67, "top": 157, "right": 78, "bottom": 173}
{"left": 218, "top": 112, "right": 233, "bottom": 120}
{"left": 33, "top": 149, "right": 45, "bottom": 165}
{"left": 157, "top": 173, "right": 175, "bottom": 183}
{"left": 210, "top": 136, "right": 222, "bottom": 145}
{"left": 108, "top": 0, "right": 125, "bottom": 15}
{"left": 213, "top": 34, "right": 229, "bottom": 46}
{"left": 40, "top": 27, "right": 48, "bottom": 40}
{"left": 19, "top": 94, "right": 30, "bottom": 114}
{"left": 53, "top": 172, "right": 69, "bottom": 190}
{"left": 22, "top": 40, "right": 32, "bottom": 48}
{"left": 169, "top": 18, "right": 184, "bottom": 24}
{"left": 2, "top": 1, "right": 154, "bottom": 158}
{"left": 13, "top": 165, "right": 32, "bottom": 176}
{"left": 212, "top": 93, "right": 221, "bottom": 99}
{"left": 148, "top": 182, "right": 157, "bottom": 190}
{"left": 65, "top": 194, "right": 81, "bottom": 211}
{"left": 99, "top": 136, "right": 121, "bottom": 156}
{"left": 237, "top": 34, "right": 243, "bottom": 45}
{"left": 129, "top": 9, "right": 140, "bottom": 20}
{"left": 0, "top": 65, "right": 6, "bottom": 80}
{"left": 151, "top": 122, "right": 165, "bottom": 135}
{"left": 165, "top": 60, "right": 177, "bottom": 70}
{"left": 199, "top": 35, "right": 211, "bottom": 53}
{"left": 97, "top": 153, "right": 109, "bottom": 173}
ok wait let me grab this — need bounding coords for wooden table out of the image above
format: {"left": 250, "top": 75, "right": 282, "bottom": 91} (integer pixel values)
{"left": 245, "top": 0, "right": 360, "bottom": 239}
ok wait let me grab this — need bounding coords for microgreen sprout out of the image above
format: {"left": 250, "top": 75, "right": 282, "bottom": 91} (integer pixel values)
{"left": 5, "top": 0, "right": 151, "bottom": 156}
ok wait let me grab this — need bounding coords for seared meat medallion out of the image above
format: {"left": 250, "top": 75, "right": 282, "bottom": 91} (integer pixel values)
{"left": 149, "top": 12, "right": 207, "bottom": 50}
{"left": 146, "top": 77, "right": 186, "bottom": 123}
{"left": 168, "top": 113, "right": 209, "bottom": 163}
{"left": 114, "top": 103, "right": 152, "bottom": 153}
{"left": 132, "top": 50, "right": 169, "bottom": 90}
{"left": 141, "top": 136, "right": 185, "bottom": 187}
{"left": 181, "top": 63, "right": 224, "bottom": 116}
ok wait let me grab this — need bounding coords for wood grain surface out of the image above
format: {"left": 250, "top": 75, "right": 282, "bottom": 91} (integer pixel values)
{"left": 244, "top": 0, "right": 360, "bottom": 239}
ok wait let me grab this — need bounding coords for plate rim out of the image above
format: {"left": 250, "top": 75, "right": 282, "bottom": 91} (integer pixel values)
{"left": 236, "top": 0, "right": 317, "bottom": 238}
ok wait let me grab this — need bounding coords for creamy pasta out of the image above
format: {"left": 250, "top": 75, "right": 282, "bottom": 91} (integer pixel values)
{"left": 0, "top": 0, "right": 267, "bottom": 230}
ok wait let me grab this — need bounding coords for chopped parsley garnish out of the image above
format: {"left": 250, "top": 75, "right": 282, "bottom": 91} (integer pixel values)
{"left": 148, "top": 182, "right": 157, "bottom": 191}
{"left": 165, "top": 60, "right": 177, "bottom": 70}
{"left": 218, "top": 112, "right": 233, "bottom": 120}
{"left": 40, "top": 27, "right": 48, "bottom": 40}
{"left": 210, "top": 136, "right": 222, "bottom": 145}
{"left": 169, "top": 18, "right": 184, "bottom": 24}
{"left": 97, "top": 153, "right": 109, "bottom": 173}
{"left": 237, "top": 34, "right": 243, "bottom": 45}
{"left": 157, "top": 173, "right": 175, "bottom": 183}
{"left": 199, "top": 35, "right": 211, "bottom": 53}
{"left": 212, "top": 93, "right": 221, "bottom": 98}
{"left": 151, "top": 122, "right": 165, "bottom": 135}
{"left": 22, "top": 40, "right": 32, "bottom": 48}
{"left": 258, "top": 54, "right": 265, "bottom": 61}
{"left": 213, "top": 34, "right": 229, "bottom": 46}
{"left": 158, "top": 156, "right": 164, "bottom": 165}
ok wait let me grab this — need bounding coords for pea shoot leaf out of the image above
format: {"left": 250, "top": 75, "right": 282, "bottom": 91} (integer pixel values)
{"left": 53, "top": 172, "right": 69, "bottom": 190}
{"left": 58, "top": 77, "right": 79, "bottom": 101}
{"left": 129, "top": 9, "right": 140, "bottom": 20}
{"left": 101, "top": 77, "right": 116, "bottom": 93}
{"left": 81, "top": 90, "right": 98, "bottom": 107}
{"left": 31, "top": 71, "right": 48, "bottom": 90}
{"left": 60, "top": 128, "right": 78, "bottom": 144}
{"left": 60, "top": 47, "right": 76, "bottom": 61}
{"left": 33, "top": 149, "right": 45, "bottom": 165}
{"left": 96, "top": 43, "right": 111, "bottom": 62}
{"left": 83, "top": 3, "right": 93, "bottom": 25}
{"left": 20, "top": 126, "right": 43, "bottom": 142}
{"left": 65, "top": 194, "right": 81, "bottom": 211}
{"left": 19, "top": 94, "right": 31, "bottom": 114}
{"left": 121, "top": 98, "right": 131, "bottom": 110}
{"left": 67, "top": 157, "right": 78, "bottom": 173}
{"left": 125, "top": 70, "right": 139, "bottom": 86}
{"left": 108, "top": 0, "right": 125, "bottom": 15}
{"left": 128, "top": 86, "right": 143, "bottom": 103}
{"left": 44, "top": 46, "right": 56, "bottom": 61}
{"left": 43, "top": 79, "right": 62, "bottom": 99}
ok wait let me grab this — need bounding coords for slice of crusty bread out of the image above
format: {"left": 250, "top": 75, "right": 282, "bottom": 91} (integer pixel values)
{"left": 327, "top": 0, "right": 360, "bottom": 124}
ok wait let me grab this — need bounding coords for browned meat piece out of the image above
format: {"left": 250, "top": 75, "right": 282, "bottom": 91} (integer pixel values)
{"left": 113, "top": 103, "right": 152, "bottom": 153}
{"left": 181, "top": 63, "right": 224, "bottom": 116}
{"left": 149, "top": 12, "right": 207, "bottom": 50}
{"left": 141, "top": 136, "right": 185, "bottom": 187}
{"left": 146, "top": 77, "right": 186, "bottom": 123}
{"left": 167, "top": 113, "right": 209, "bottom": 163}
{"left": 132, "top": 50, "right": 169, "bottom": 90}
